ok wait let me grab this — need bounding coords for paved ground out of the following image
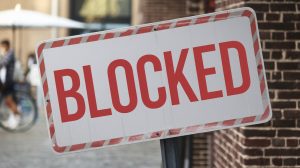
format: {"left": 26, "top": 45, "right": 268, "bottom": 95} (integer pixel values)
{"left": 0, "top": 114, "right": 162, "bottom": 168}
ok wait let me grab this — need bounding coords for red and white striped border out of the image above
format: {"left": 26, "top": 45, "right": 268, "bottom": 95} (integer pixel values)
{"left": 36, "top": 7, "right": 271, "bottom": 154}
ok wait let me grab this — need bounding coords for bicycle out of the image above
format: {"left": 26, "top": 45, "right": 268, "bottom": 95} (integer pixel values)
{"left": 0, "top": 82, "right": 38, "bottom": 132}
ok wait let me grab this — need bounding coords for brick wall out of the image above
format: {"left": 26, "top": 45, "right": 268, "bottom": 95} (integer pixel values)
{"left": 212, "top": 0, "right": 300, "bottom": 167}
{"left": 192, "top": 133, "right": 213, "bottom": 167}
{"left": 137, "top": 0, "right": 189, "bottom": 24}
{"left": 215, "top": 0, "right": 245, "bottom": 11}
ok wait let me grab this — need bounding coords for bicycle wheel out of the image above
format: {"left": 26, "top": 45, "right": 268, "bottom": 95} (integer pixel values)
{"left": 0, "top": 91, "right": 38, "bottom": 132}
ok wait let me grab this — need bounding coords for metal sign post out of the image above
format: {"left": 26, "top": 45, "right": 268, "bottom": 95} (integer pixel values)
{"left": 160, "top": 135, "right": 193, "bottom": 168}
{"left": 160, "top": 137, "right": 185, "bottom": 168}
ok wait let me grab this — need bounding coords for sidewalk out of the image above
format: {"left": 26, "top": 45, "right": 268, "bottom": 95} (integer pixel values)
{"left": 0, "top": 114, "right": 161, "bottom": 168}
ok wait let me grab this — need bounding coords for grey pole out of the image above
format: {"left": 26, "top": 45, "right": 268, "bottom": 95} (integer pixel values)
{"left": 160, "top": 136, "right": 185, "bottom": 168}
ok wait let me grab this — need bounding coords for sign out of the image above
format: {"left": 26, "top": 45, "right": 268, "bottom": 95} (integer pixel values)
{"left": 36, "top": 7, "right": 272, "bottom": 154}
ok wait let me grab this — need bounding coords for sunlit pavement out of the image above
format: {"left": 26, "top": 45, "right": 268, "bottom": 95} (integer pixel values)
{"left": 0, "top": 112, "right": 162, "bottom": 168}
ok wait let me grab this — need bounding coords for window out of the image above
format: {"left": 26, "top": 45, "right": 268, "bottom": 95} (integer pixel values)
{"left": 69, "top": 0, "right": 131, "bottom": 35}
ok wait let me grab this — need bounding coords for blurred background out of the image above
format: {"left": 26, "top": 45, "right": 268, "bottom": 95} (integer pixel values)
{"left": 0, "top": 0, "right": 300, "bottom": 168}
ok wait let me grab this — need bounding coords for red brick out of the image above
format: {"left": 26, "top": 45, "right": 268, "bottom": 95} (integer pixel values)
{"left": 266, "top": 13, "right": 280, "bottom": 21}
{"left": 287, "top": 32, "right": 300, "bottom": 40}
{"left": 246, "top": 3, "right": 269, "bottom": 11}
{"left": 242, "top": 148, "right": 263, "bottom": 156}
{"left": 278, "top": 62, "right": 300, "bottom": 70}
{"left": 272, "top": 110, "right": 282, "bottom": 119}
{"left": 283, "top": 158, "right": 297, "bottom": 166}
{"left": 273, "top": 120, "right": 296, "bottom": 127}
{"left": 242, "top": 129, "right": 276, "bottom": 137}
{"left": 264, "top": 61, "right": 275, "bottom": 70}
{"left": 243, "top": 158, "right": 270, "bottom": 166}
{"left": 260, "top": 31, "right": 271, "bottom": 40}
{"left": 265, "top": 42, "right": 295, "bottom": 49}
{"left": 284, "top": 72, "right": 300, "bottom": 80}
{"left": 278, "top": 91, "right": 300, "bottom": 99}
{"left": 270, "top": 3, "right": 296, "bottom": 11}
{"left": 265, "top": 148, "right": 300, "bottom": 156}
{"left": 271, "top": 51, "right": 282, "bottom": 59}
{"left": 286, "top": 139, "right": 298, "bottom": 147}
{"left": 283, "top": 110, "right": 300, "bottom": 119}
{"left": 272, "top": 138, "right": 285, "bottom": 147}
{"left": 271, "top": 101, "right": 296, "bottom": 109}
{"left": 243, "top": 138, "right": 271, "bottom": 147}
{"left": 283, "top": 13, "right": 300, "bottom": 22}
{"left": 268, "top": 81, "right": 300, "bottom": 90}
{"left": 272, "top": 71, "right": 282, "bottom": 80}
{"left": 278, "top": 129, "right": 300, "bottom": 137}
{"left": 255, "top": 12, "right": 264, "bottom": 21}
{"left": 286, "top": 51, "right": 300, "bottom": 60}
{"left": 265, "top": 72, "right": 271, "bottom": 80}
{"left": 272, "top": 32, "right": 285, "bottom": 40}
{"left": 272, "top": 158, "right": 283, "bottom": 166}
{"left": 262, "top": 51, "right": 270, "bottom": 59}
{"left": 259, "top": 22, "right": 295, "bottom": 30}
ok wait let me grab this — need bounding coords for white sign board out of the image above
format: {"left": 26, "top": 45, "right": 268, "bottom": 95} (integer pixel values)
{"left": 36, "top": 7, "right": 271, "bottom": 153}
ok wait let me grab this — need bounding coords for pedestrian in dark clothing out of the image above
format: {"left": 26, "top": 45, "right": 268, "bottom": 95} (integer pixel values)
{"left": 0, "top": 40, "right": 20, "bottom": 128}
